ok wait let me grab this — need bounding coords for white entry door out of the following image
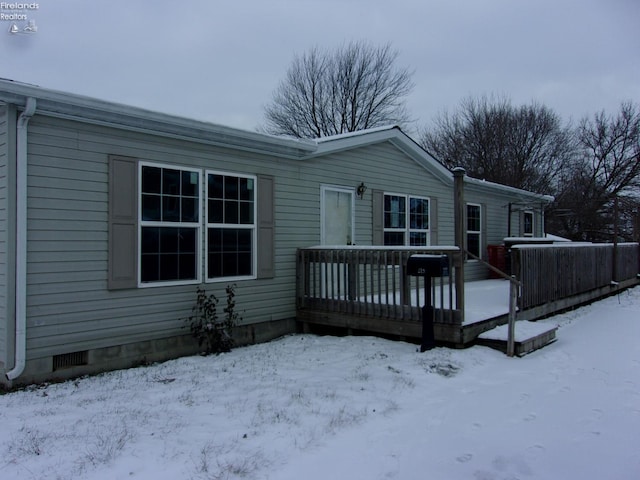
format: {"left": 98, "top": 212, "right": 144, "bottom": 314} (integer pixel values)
{"left": 321, "top": 186, "right": 355, "bottom": 245}
{"left": 320, "top": 186, "right": 354, "bottom": 298}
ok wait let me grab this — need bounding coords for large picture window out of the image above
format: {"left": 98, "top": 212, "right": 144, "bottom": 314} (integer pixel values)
{"left": 139, "top": 164, "right": 201, "bottom": 285}
{"left": 466, "top": 203, "right": 481, "bottom": 260}
{"left": 206, "top": 171, "right": 256, "bottom": 280}
{"left": 115, "top": 160, "right": 270, "bottom": 290}
{"left": 383, "top": 194, "right": 430, "bottom": 246}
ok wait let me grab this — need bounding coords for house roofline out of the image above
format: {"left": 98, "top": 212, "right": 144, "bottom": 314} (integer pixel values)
{"left": 0, "top": 78, "right": 556, "bottom": 203}
{"left": 0, "top": 78, "right": 318, "bottom": 159}
{"left": 307, "top": 125, "right": 453, "bottom": 185}
{"left": 312, "top": 125, "right": 554, "bottom": 201}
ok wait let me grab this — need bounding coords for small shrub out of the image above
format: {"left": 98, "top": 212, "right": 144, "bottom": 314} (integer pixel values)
{"left": 185, "top": 285, "right": 241, "bottom": 355}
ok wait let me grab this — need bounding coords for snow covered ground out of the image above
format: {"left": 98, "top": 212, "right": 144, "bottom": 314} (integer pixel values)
{"left": 1, "top": 287, "right": 639, "bottom": 480}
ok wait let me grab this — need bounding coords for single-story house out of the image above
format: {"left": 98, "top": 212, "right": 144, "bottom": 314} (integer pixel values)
{"left": 0, "top": 79, "right": 553, "bottom": 386}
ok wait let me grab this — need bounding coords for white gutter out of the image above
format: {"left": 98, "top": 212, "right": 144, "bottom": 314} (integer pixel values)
{"left": 6, "top": 97, "right": 36, "bottom": 381}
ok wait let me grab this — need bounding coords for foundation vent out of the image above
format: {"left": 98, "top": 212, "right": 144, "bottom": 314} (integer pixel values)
{"left": 52, "top": 351, "right": 88, "bottom": 371}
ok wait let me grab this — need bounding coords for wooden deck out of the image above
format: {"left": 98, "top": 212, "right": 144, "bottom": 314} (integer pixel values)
{"left": 297, "top": 246, "right": 493, "bottom": 346}
{"left": 296, "top": 244, "right": 640, "bottom": 348}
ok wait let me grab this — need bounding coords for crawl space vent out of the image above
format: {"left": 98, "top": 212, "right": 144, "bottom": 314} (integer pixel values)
{"left": 52, "top": 351, "right": 88, "bottom": 371}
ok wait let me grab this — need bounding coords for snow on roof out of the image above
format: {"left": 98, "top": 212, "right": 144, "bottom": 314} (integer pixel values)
{"left": 314, "top": 125, "right": 400, "bottom": 143}
{"left": 465, "top": 176, "right": 555, "bottom": 203}
{"left": 303, "top": 245, "right": 460, "bottom": 251}
{"left": 504, "top": 237, "right": 555, "bottom": 243}
{"left": 545, "top": 233, "right": 572, "bottom": 242}
{"left": 511, "top": 242, "right": 606, "bottom": 249}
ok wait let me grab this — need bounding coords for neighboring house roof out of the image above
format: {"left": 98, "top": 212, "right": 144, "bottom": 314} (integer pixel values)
{"left": 0, "top": 77, "right": 553, "bottom": 203}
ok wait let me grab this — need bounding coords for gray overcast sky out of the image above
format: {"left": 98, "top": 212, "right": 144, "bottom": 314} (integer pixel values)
{"left": 1, "top": 0, "right": 638, "bottom": 134}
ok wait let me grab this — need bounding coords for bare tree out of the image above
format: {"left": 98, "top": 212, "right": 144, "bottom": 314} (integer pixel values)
{"left": 263, "top": 42, "right": 414, "bottom": 138}
{"left": 420, "top": 95, "right": 572, "bottom": 194}
{"left": 548, "top": 101, "right": 640, "bottom": 241}
{"left": 578, "top": 101, "right": 640, "bottom": 197}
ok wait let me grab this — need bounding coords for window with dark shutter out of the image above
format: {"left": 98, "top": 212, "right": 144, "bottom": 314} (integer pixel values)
{"left": 139, "top": 163, "right": 201, "bottom": 286}
{"left": 109, "top": 159, "right": 274, "bottom": 287}
{"left": 205, "top": 171, "right": 256, "bottom": 281}
{"left": 380, "top": 193, "right": 431, "bottom": 246}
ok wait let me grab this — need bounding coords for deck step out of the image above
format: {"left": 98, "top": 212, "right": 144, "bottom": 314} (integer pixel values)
{"left": 476, "top": 321, "right": 558, "bottom": 356}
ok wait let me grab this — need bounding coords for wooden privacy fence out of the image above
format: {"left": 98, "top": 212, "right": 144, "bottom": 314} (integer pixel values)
{"left": 511, "top": 242, "right": 639, "bottom": 310}
{"left": 296, "top": 246, "right": 461, "bottom": 325}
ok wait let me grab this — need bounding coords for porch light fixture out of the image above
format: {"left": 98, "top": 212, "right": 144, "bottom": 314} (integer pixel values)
{"left": 356, "top": 182, "right": 367, "bottom": 199}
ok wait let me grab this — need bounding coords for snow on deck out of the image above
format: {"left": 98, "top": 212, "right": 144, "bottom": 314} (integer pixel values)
{"left": 361, "top": 279, "right": 512, "bottom": 325}
{"left": 462, "top": 279, "right": 511, "bottom": 325}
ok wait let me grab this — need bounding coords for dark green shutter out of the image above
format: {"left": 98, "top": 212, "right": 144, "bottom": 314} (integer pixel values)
{"left": 257, "top": 175, "right": 275, "bottom": 279}
{"left": 108, "top": 155, "right": 138, "bottom": 289}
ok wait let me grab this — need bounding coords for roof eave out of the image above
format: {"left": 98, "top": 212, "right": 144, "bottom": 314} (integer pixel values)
{"left": 464, "top": 176, "right": 555, "bottom": 203}
{"left": 0, "top": 79, "right": 318, "bottom": 159}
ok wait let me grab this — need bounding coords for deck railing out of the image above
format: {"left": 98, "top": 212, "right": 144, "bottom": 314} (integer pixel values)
{"left": 296, "top": 246, "right": 462, "bottom": 325}
{"left": 512, "top": 242, "right": 639, "bottom": 310}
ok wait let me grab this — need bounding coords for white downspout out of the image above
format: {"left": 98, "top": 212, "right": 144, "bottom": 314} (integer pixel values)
{"left": 6, "top": 97, "right": 36, "bottom": 381}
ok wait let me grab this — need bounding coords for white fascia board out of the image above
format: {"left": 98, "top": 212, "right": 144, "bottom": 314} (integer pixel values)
{"left": 310, "top": 125, "right": 400, "bottom": 153}
{"left": 314, "top": 124, "right": 400, "bottom": 143}
{"left": 0, "top": 79, "right": 317, "bottom": 159}
{"left": 464, "top": 176, "right": 555, "bottom": 203}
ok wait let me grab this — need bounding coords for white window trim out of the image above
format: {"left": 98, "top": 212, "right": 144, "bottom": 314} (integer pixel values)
{"left": 523, "top": 210, "right": 534, "bottom": 237}
{"left": 138, "top": 161, "right": 202, "bottom": 288}
{"left": 383, "top": 192, "right": 431, "bottom": 246}
{"left": 205, "top": 170, "right": 258, "bottom": 283}
{"left": 466, "top": 202, "right": 482, "bottom": 262}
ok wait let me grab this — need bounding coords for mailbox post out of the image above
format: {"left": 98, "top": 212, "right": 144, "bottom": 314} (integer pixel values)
{"left": 406, "top": 254, "right": 450, "bottom": 352}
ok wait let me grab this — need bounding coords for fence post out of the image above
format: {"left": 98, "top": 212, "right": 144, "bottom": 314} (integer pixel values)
{"left": 507, "top": 275, "right": 518, "bottom": 357}
{"left": 453, "top": 167, "right": 466, "bottom": 323}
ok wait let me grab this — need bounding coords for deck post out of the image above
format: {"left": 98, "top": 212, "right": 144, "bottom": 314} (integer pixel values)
{"left": 507, "top": 275, "right": 518, "bottom": 357}
{"left": 453, "top": 167, "right": 466, "bottom": 324}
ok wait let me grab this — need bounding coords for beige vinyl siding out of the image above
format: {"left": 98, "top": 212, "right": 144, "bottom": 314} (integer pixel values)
{"left": 22, "top": 117, "right": 456, "bottom": 362}
{"left": 464, "top": 184, "right": 547, "bottom": 280}
{"left": 463, "top": 187, "right": 497, "bottom": 281}
{"left": 23, "top": 115, "right": 310, "bottom": 360}
{"left": 505, "top": 202, "right": 546, "bottom": 238}
{"left": 21, "top": 111, "right": 550, "bottom": 366}
{"left": 300, "top": 142, "right": 454, "bottom": 247}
